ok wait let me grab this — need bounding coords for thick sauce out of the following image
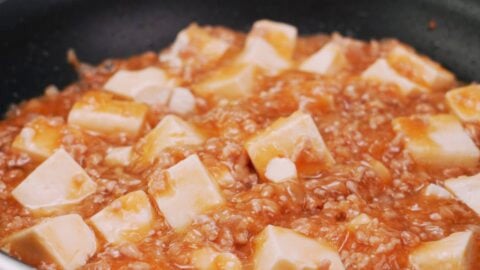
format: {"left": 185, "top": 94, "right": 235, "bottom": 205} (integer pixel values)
{"left": 0, "top": 23, "right": 479, "bottom": 269}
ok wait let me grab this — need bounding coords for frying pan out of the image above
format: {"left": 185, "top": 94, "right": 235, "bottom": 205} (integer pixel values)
{"left": 0, "top": 0, "right": 479, "bottom": 268}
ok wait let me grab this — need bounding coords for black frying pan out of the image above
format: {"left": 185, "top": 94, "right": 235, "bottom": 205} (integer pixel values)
{"left": 0, "top": 0, "right": 479, "bottom": 267}
{"left": 1, "top": 0, "right": 480, "bottom": 114}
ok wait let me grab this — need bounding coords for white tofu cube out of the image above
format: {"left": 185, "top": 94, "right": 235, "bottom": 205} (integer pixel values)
{"left": 422, "top": 184, "right": 453, "bottom": 199}
{"left": 168, "top": 87, "right": 196, "bottom": 115}
{"left": 245, "top": 111, "right": 334, "bottom": 180}
{"left": 12, "top": 117, "right": 63, "bottom": 161}
{"left": 445, "top": 173, "right": 480, "bottom": 215}
{"left": 11, "top": 149, "right": 97, "bottom": 215}
{"left": 90, "top": 190, "right": 154, "bottom": 244}
{"left": 300, "top": 42, "right": 348, "bottom": 75}
{"left": 253, "top": 225, "right": 345, "bottom": 270}
{"left": 239, "top": 20, "right": 297, "bottom": 72}
{"left": 103, "top": 67, "right": 173, "bottom": 99}
{"left": 68, "top": 91, "right": 149, "bottom": 137}
{"left": 362, "top": 59, "right": 427, "bottom": 94}
{"left": 160, "top": 24, "right": 231, "bottom": 68}
{"left": 392, "top": 114, "right": 480, "bottom": 168}
{"left": 2, "top": 214, "right": 96, "bottom": 270}
{"left": 148, "top": 154, "right": 224, "bottom": 230}
{"left": 192, "top": 247, "right": 242, "bottom": 270}
{"left": 250, "top": 20, "right": 297, "bottom": 59}
{"left": 134, "top": 115, "right": 204, "bottom": 166}
{"left": 264, "top": 157, "right": 297, "bottom": 183}
{"left": 409, "top": 231, "right": 474, "bottom": 270}
{"left": 387, "top": 45, "right": 455, "bottom": 91}
{"left": 133, "top": 85, "right": 173, "bottom": 106}
{"left": 193, "top": 64, "right": 259, "bottom": 100}
{"left": 446, "top": 84, "right": 480, "bottom": 123}
{"left": 105, "top": 146, "right": 132, "bottom": 167}
{"left": 347, "top": 213, "right": 372, "bottom": 231}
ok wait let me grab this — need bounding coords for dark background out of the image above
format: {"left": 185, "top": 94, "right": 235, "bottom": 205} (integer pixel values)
{"left": 1, "top": 0, "right": 479, "bottom": 114}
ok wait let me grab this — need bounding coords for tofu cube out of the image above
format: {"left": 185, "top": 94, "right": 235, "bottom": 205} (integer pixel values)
{"left": 12, "top": 117, "right": 63, "bottom": 161}
{"left": 445, "top": 173, "right": 480, "bottom": 215}
{"left": 392, "top": 114, "right": 480, "bottom": 168}
{"left": 192, "top": 247, "right": 242, "bottom": 270}
{"left": 148, "top": 154, "right": 224, "bottom": 230}
{"left": 2, "top": 214, "right": 96, "bottom": 270}
{"left": 422, "top": 184, "right": 453, "bottom": 199}
{"left": 362, "top": 59, "right": 427, "bottom": 94}
{"left": 446, "top": 84, "right": 480, "bottom": 123}
{"left": 68, "top": 91, "right": 149, "bottom": 137}
{"left": 239, "top": 20, "right": 297, "bottom": 72}
{"left": 161, "top": 24, "right": 230, "bottom": 68}
{"left": 11, "top": 149, "right": 97, "bottom": 215}
{"left": 300, "top": 42, "right": 348, "bottom": 75}
{"left": 168, "top": 87, "right": 196, "bottom": 115}
{"left": 103, "top": 67, "right": 173, "bottom": 99}
{"left": 245, "top": 111, "right": 334, "bottom": 180}
{"left": 253, "top": 225, "right": 345, "bottom": 270}
{"left": 134, "top": 115, "right": 204, "bottom": 166}
{"left": 133, "top": 85, "right": 173, "bottom": 106}
{"left": 90, "top": 190, "right": 154, "bottom": 244}
{"left": 105, "top": 146, "right": 132, "bottom": 167}
{"left": 409, "top": 231, "right": 474, "bottom": 270}
{"left": 193, "top": 64, "right": 258, "bottom": 100}
{"left": 264, "top": 157, "right": 297, "bottom": 183}
{"left": 387, "top": 45, "right": 455, "bottom": 91}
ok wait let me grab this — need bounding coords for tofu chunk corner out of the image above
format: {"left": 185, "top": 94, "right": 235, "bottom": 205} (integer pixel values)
{"left": 253, "top": 225, "right": 345, "bottom": 270}
{"left": 90, "top": 190, "right": 154, "bottom": 244}
{"left": 12, "top": 148, "right": 97, "bottom": 215}
{"left": 148, "top": 154, "right": 224, "bottom": 230}
{"left": 3, "top": 214, "right": 96, "bottom": 270}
